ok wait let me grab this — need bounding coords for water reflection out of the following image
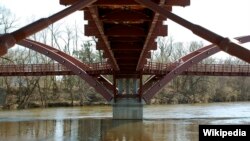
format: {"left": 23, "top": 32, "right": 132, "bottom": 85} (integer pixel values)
{"left": 0, "top": 102, "right": 250, "bottom": 141}
{"left": 102, "top": 120, "right": 152, "bottom": 141}
{"left": 0, "top": 119, "right": 200, "bottom": 141}
{"left": 54, "top": 120, "right": 63, "bottom": 141}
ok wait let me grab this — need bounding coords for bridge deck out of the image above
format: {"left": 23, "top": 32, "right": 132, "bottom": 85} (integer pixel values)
{"left": 60, "top": 0, "right": 190, "bottom": 76}
{"left": 0, "top": 63, "right": 249, "bottom": 76}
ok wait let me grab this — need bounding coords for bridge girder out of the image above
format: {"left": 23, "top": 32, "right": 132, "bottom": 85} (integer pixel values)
{"left": 60, "top": 0, "right": 190, "bottom": 6}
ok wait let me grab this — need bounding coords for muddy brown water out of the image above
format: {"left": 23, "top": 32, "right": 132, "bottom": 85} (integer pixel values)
{"left": 0, "top": 102, "right": 249, "bottom": 141}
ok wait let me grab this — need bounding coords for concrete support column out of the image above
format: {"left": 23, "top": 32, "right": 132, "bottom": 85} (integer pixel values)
{"left": 117, "top": 79, "right": 123, "bottom": 94}
{"left": 133, "top": 79, "right": 138, "bottom": 94}
{"left": 125, "top": 79, "right": 130, "bottom": 94}
{"left": 113, "top": 98, "right": 143, "bottom": 119}
{"left": 139, "top": 74, "right": 143, "bottom": 101}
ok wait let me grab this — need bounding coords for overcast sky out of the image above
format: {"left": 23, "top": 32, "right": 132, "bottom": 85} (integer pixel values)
{"left": 1, "top": 0, "right": 250, "bottom": 58}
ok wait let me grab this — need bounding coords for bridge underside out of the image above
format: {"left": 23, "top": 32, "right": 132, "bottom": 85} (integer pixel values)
{"left": 58, "top": 0, "right": 193, "bottom": 103}
{"left": 0, "top": 0, "right": 250, "bottom": 119}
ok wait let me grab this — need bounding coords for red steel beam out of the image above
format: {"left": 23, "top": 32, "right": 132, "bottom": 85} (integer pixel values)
{"left": 17, "top": 39, "right": 113, "bottom": 101}
{"left": 111, "top": 42, "right": 143, "bottom": 51}
{"left": 142, "top": 35, "right": 250, "bottom": 103}
{"left": 165, "top": 0, "right": 190, "bottom": 6}
{"left": 88, "top": 7, "right": 119, "bottom": 71}
{"left": 140, "top": 75, "right": 159, "bottom": 93}
{"left": 61, "top": 0, "right": 190, "bottom": 6}
{"left": 105, "top": 25, "right": 146, "bottom": 37}
{"left": 0, "top": 0, "right": 97, "bottom": 56}
{"left": 136, "top": 0, "right": 166, "bottom": 71}
{"left": 108, "top": 37, "right": 145, "bottom": 43}
{"left": 100, "top": 10, "right": 151, "bottom": 23}
{"left": 97, "top": 75, "right": 116, "bottom": 92}
{"left": 135, "top": 0, "right": 250, "bottom": 64}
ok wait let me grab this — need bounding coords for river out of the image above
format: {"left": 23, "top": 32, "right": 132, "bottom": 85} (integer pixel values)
{"left": 0, "top": 102, "right": 249, "bottom": 141}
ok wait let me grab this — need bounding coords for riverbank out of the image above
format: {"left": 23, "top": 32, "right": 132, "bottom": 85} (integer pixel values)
{"left": 1, "top": 101, "right": 110, "bottom": 110}
{"left": 1, "top": 100, "right": 250, "bottom": 111}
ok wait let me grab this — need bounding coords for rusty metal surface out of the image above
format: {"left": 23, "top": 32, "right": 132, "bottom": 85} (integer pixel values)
{"left": 18, "top": 39, "right": 113, "bottom": 101}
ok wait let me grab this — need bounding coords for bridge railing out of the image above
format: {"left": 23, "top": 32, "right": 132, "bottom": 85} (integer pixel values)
{"left": 0, "top": 62, "right": 249, "bottom": 75}
{"left": 0, "top": 63, "right": 69, "bottom": 73}
{"left": 87, "top": 62, "right": 112, "bottom": 71}
{"left": 144, "top": 62, "right": 250, "bottom": 75}
{"left": 0, "top": 62, "right": 112, "bottom": 74}
{"left": 143, "top": 62, "right": 176, "bottom": 71}
{"left": 187, "top": 64, "right": 250, "bottom": 73}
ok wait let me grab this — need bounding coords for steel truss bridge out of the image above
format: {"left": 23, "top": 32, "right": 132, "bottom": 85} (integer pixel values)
{"left": 0, "top": 0, "right": 250, "bottom": 119}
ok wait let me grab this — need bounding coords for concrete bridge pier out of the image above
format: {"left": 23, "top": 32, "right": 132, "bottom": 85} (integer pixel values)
{"left": 113, "top": 77, "right": 143, "bottom": 119}
{"left": 113, "top": 98, "right": 143, "bottom": 120}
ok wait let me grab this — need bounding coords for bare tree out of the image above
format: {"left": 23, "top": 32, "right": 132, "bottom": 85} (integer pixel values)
{"left": 0, "top": 6, "right": 17, "bottom": 33}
